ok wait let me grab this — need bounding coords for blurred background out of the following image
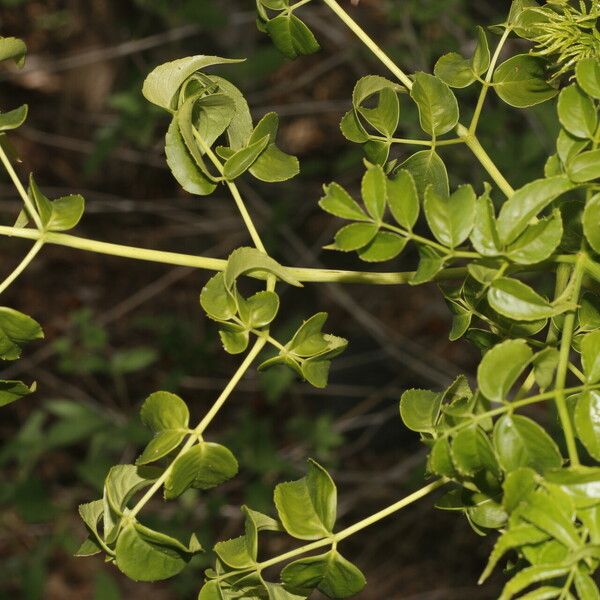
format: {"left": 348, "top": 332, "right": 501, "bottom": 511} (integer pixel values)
{"left": 0, "top": 1, "right": 560, "bottom": 598}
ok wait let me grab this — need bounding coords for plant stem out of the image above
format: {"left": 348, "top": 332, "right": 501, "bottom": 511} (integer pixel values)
{"left": 444, "top": 381, "right": 600, "bottom": 438}
{"left": 192, "top": 128, "right": 266, "bottom": 253}
{"left": 457, "top": 125, "right": 515, "bottom": 197}
{"left": 128, "top": 337, "right": 267, "bottom": 519}
{"left": 553, "top": 253, "right": 586, "bottom": 467}
{"left": 380, "top": 222, "right": 480, "bottom": 258}
{"left": 0, "top": 226, "right": 582, "bottom": 287}
{"left": 321, "top": 0, "right": 413, "bottom": 89}
{"left": 257, "top": 479, "right": 446, "bottom": 571}
{"left": 374, "top": 136, "right": 463, "bottom": 147}
{"left": 321, "top": 0, "right": 516, "bottom": 199}
{"left": 0, "top": 237, "right": 44, "bottom": 296}
{"left": 0, "top": 224, "right": 472, "bottom": 285}
{"left": 469, "top": 28, "right": 511, "bottom": 134}
{"left": 0, "top": 143, "right": 44, "bottom": 231}
{"left": 289, "top": 0, "right": 312, "bottom": 10}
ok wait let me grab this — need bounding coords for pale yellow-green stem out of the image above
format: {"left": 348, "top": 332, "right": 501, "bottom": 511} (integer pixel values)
{"left": 0, "top": 142, "right": 44, "bottom": 231}
{"left": 0, "top": 237, "right": 44, "bottom": 295}
{"left": 256, "top": 478, "right": 446, "bottom": 572}
{"left": 128, "top": 336, "right": 267, "bottom": 519}
{"left": 553, "top": 253, "right": 586, "bottom": 467}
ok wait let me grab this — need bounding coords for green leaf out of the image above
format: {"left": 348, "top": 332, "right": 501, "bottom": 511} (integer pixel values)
{"left": 210, "top": 76, "right": 254, "bottom": 150}
{"left": 575, "top": 572, "right": 600, "bottom": 600}
{"left": 339, "top": 109, "right": 369, "bottom": 144}
{"left": 410, "top": 246, "right": 445, "bottom": 285}
{"left": 319, "top": 182, "right": 368, "bottom": 221}
{"left": 301, "top": 358, "right": 331, "bottom": 389}
{"left": 471, "top": 26, "right": 491, "bottom": 75}
{"left": 580, "top": 292, "right": 600, "bottom": 332}
{"left": 558, "top": 84, "right": 597, "bottom": 139}
{"left": 0, "top": 379, "right": 35, "bottom": 407}
{"left": 496, "top": 176, "right": 574, "bottom": 246}
{"left": 137, "top": 430, "right": 187, "bottom": 466}
{"left": 410, "top": 72, "right": 459, "bottom": 136}
{"left": 582, "top": 330, "right": 600, "bottom": 384}
{"left": 533, "top": 347, "right": 559, "bottom": 392}
{"left": 428, "top": 437, "right": 458, "bottom": 477}
{"left": 77, "top": 500, "right": 106, "bottom": 557}
{"left": 287, "top": 312, "right": 331, "bottom": 356}
{"left": 584, "top": 193, "right": 600, "bottom": 253}
{"left": 470, "top": 187, "right": 501, "bottom": 256}
{"left": 115, "top": 523, "right": 191, "bottom": 582}
{"left": 519, "top": 490, "right": 580, "bottom": 550}
{"left": 576, "top": 58, "right": 600, "bottom": 100}
{"left": 274, "top": 459, "right": 336, "bottom": 540}
{"left": 399, "top": 388, "right": 441, "bottom": 433}
{"left": 265, "top": 14, "right": 320, "bottom": 59}
{"left": 358, "top": 85, "right": 400, "bottom": 138}
{"left": 387, "top": 169, "right": 419, "bottom": 230}
{"left": 575, "top": 391, "right": 600, "bottom": 460}
{"left": 0, "top": 104, "right": 27, "bottom": 131}
{"left": 0, "top": 307, "right": 43, "bottom": 360}
{"left": 434, "top": 53, "right": 476, "bottom": 89}
{"left": 499, "top": 565, "right": 570, "bottom": 600}
{"left": 502, "top": 467, "right": 537, "bottom": 513}
{"left": 357, "top": 232, "right": 407, "bottom": 262}
{"left": 546, "top": 468, "right": 600, "bottom": 510}
{"left": 281, "top": 550, "right": 366, "bottom": 599}
{"left": 467, "top": 493, "right": 507, "bottom": 530}
{"left": 477, "top": 339, "right": 532, "bottom": 403}
{"left": 238, "top": 290, "right": 280, "bottom": 328}
{"left": 0, "top": 36, "right": 26, "bottom": 68}
{"left": 331, "top": 222, "right": 378, "bottom": 252}
{"left": 224, "top": 247, "right": 302, "bottom": 289}
{"left": 200, "top": 272, "right": 238, "bottom": 321}
{"left": 246, "top": 113, "right": 299, "bottom": 182}
{"left": 434, "top": 27, "right": 490, "bottom": 88}
{"left": 479, "top": 524, "right": 549, "bottom": 584}
{"left": 488, "top": 278, "right": 572, "bottom": 322}
{"left": 567, "top": 149, "right": 600, "bottom": 183}
{"left": 451, "top": 425, "right": 499, "bottom": 477}
{"left": 352, "top": 75, "right": 405, "bottom": 111}
{"left": 164, "top": 442, "right": 239, "bottom": 499}
{"left": 214, "top": 535, "right": 254, "bottom": 569}
{"left": 194, "top": 93, "right": 237, "bottom": 149}
{"left": 424, "top": 184, "right": 476, "bottom": 248}
{"left": 493, "top": 55, "right": 558, "bottom": 108}
{"left": 493, "top": 415, "right": 562, "bottom": 473}
{"left": 104, "top": 464, "right": 155, "bottom": 517}
{"left": 398, "top": 150, "right": 449, "bottom": 198}
{"left": 218, "top": 320, "right": 248, "bottom": 353}
{"left": 556, "top": 129, "right": 588, "bottom": 166}
{"left": 140, "top": 391, "right": 190, "bottom": 432}
{"left": 165, "top": 118, "right": 216, "bottom": 196}
{"left": 250, "top": 142, "right": 299, "bottom": 183}
{"left": 28, "top": 175, "right": 85, "bottom": 232}
{"left": 142, "top": 56, "right": 243, "bottom": 111}
{"left": 505, "top": 211, "right": 563, "bottom": 265}
{"left": 361, "top": 164, "right": 387, "bottom": 221}
{"left": 223, "top": 135, "right": 270, "bottom": 180}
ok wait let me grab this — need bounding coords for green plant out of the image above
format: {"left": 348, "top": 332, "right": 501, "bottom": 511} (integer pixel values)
{"left": 2, "top": 0, "right": 600, "bottom": 597}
